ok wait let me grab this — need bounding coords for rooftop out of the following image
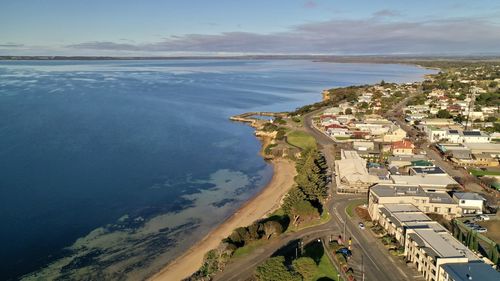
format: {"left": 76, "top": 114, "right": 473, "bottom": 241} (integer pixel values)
{"left": 390, "top": 174, "right": 459, "bottom": 188}
{"left": 464, "top": 143, "right": 500, "bottom": 153}
{"left": 410, "top": 166, "right": 446, "bottom": 175}
{"left": 442, "top": 262, "right": 500, "bottom": 281}
{"left": 384, "top": 203, "right": 421, "bottom": 213}
{"left": 371, "top": 184, "right": 427, "bottom": 198}
{"left": 453, "top": 192, "right": 485, "bottom": 201}
{"left": 411, "top": 228, "right": 470, "bottom": 259}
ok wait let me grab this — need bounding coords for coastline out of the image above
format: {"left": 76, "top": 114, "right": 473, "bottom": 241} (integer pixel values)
{"left": 150, "top": 157, "right": 297, "bottom": 281}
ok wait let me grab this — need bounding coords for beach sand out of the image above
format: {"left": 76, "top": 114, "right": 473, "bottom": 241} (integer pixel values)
{"left": 150, "top": 158, "right": 297, "bottom": 281}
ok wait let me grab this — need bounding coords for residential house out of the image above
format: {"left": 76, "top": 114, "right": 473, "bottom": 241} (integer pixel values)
{"left": 392, "top": 139, "right": 415, "bottom": 155}
{"left": 452, "top": 192, "right": 485, "bottom": 215}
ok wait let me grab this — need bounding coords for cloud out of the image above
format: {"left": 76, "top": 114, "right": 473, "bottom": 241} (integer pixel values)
{"left": 0, "top": 43, "right": 24, "bottom": 48}
{"left": 64, "top": 17, "right": 500, "bottom": 55}
{"left": 303, "top": 0, "right": 317, "bottom": 9}
{"left": 372, "top": 9, "right": 401, "bottom": 18}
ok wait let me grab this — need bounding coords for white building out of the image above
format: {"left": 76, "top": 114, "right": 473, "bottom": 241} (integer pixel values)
{"left": 452, "top": 192, "right": 485, "bottom": 215}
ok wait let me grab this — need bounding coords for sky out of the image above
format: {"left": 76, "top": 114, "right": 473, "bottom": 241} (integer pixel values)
{"left": 1, "top": 0, "right": 500, "bottom": 56}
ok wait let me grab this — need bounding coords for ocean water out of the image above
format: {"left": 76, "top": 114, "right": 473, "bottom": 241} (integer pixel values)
{"left": 0, "top": 60, "right": 434, "bottom": 280}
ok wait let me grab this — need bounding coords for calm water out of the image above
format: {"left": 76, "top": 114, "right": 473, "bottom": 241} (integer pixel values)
{"left": 0, "top": 60, "right": 433, "bottom": 280}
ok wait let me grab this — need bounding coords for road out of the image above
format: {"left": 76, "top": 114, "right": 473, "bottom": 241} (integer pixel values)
{"left": 214, "top": 109, "right": 419, "bottom": 281}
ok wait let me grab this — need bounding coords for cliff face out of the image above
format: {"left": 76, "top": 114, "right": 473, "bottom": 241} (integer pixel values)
{"left": 322, "top": 90, "right": 331, "bottom": 102}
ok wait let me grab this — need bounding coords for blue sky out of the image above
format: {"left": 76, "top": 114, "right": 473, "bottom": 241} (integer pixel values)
{"left": 1, "top": 0, "right": 500, "bottom": 55}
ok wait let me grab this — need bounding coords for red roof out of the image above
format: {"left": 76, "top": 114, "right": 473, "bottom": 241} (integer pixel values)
{"left": 392, "top": 139, "right": 414, "bottom": 149}
{"left": 351, "top": 131, "right": 370, "bottom": 136}
{"left": 325, "top": 124, "right": 345, "bottom": 129}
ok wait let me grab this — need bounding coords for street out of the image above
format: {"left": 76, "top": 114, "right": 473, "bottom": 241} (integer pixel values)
{"left": 214, "top": 109, "right": 419, "bottom": 281}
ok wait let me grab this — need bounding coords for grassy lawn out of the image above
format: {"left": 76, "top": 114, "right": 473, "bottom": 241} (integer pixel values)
{"left": 315, "top": 254, "right": 341, "bottom": 281}
{"left": 469, "top": 169, "right": 500, "bottom": 177}
{"left": 304, "top": 241, "right": 341, "bottom": 281}
{"left": 232, "top": 239, "right": 268, "bottom": 258}
{"left": 346, "top": 199, "right": 367, "bottom": 217}
{"left": 287, "top": 130, "right": 317, "bottom": 150}
{"left": 287, "top": 210, "right": 331, "bottom": 233}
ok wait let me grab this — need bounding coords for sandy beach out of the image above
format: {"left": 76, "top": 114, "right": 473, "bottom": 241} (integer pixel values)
{"left": 150, "top": 158, "right": 297, "bottom": 281}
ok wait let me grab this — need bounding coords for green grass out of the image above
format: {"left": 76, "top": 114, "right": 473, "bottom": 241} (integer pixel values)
{"left": 286, "top": 130, "right": 317, "bottom": 150}
{"left": 303, "top": 242, "right": 341, "bottom": 281}
{"left": 232, "top": 239, "right": 268, "bottom": 258}
{"left": 315, "top": 254, "right": 341, "bottom": 281}
{"left": 346, "top": 199, "right": 367, "bottom": 217}
{"left": 334, "top": 136, "right": 351, "bottom": 140}
{"left": 287, "top": 210, "right": 331, "bottom": 233}
{"left": 469, "top": 169, "right": 500, "bottom": 177}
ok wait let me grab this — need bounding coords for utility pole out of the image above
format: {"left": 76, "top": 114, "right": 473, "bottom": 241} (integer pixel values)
{"left": 362, "top": 253, "right": 365, "bottom": 281}
{"left": 343, "top": 212, "right": 347, "bottom": 242}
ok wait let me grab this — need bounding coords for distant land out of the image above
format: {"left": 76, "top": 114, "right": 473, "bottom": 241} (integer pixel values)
{"left": 1, "top": 55, "right": 500, "bottom": 63}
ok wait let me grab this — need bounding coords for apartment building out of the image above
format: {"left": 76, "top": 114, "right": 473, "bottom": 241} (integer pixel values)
{"left": 368, "top": 184, "right": 462, "bottom": 219}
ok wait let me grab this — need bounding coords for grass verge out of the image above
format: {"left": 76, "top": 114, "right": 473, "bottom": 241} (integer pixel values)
{"left": 346, "top": 199, "right": 367, "bottom": 218}
{"left": 287, "top": 130, "right": 317, "bottom": 150}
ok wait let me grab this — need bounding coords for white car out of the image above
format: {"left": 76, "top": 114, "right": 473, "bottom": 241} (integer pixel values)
{"left": 476, "top": 215, "right": 490, "bottom": 221}
{"left": 358, "top": 222, "right": 365, "bottom": 230}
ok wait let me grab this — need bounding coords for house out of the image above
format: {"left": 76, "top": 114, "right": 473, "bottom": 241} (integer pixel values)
{"left": 426, "top": 127, "right": 449, "bottom": 143}
{"left": 460, "top": 131, "right": 490, "bottom": 143}
{"left": 392, "top": 139, "right": 415, "bottom": 155}
{"left": 409, "top": 166, "right": 447, "bottom": 176}
{"left": 421, "top": 119, "right": 456, "bottom": 127}
{"left": 383, "top": 126, "right": 407, "bottom": 142}
{"left": 353, "top": 141, "right": 375, "bottom": 151}
{"left": 388, "top": 155, "right": 428, "bottom": 168}
{"left": 452, "top": 192, "right": 485, "bottom": 215}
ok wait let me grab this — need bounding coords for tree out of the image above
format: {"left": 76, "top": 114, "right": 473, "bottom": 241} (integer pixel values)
{"left": 295, "top": 150, "right": 328, "bottom": 201}
{"left": 486, "top": 116, "right": 497, "bottom": 122}
{"left": 282, "top": 187, "right": 307, "bottom": 215}
{"left": 263, "top": 221, "right": 283, "bottom": 239}
{"left": 289, "top": 200, "right": 320, "bottom": 226}
{"left": 255, "top": 256, "right": 301, "bottom": 281}
{"left": 453, "top": 114, "right": 465, "bottom": 123}
{"left": 436, "top": 109, "right": 452, "bottom": 119}
{"left": 247, "top": 222, "right": 263, "bottom": 241}
{"left": 344, "top": 108, "right": 353, "bottom": 115}
{"left": 292, "top": 257, "right": 318, "bottom": 281}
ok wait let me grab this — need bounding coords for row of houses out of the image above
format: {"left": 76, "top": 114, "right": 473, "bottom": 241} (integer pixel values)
{"left": 319, "top": 109, "right": 408, "bottom": 142}
{"left": 368, "top": 185, "right": 499, "bottom": 281}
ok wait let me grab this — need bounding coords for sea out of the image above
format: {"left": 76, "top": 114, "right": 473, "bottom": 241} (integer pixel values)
{"left": 0, "top": 59, "right": 434, "bottom": 280}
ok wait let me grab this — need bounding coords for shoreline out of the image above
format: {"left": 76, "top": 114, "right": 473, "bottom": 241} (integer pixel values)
{"left": 149, "top": 65, "right": 437, "bottom": 281}
{"left": 150, "top": 157, "right": 297, "bottom": 281}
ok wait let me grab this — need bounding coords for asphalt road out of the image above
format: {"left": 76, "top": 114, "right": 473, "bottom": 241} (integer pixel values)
{"left": 214, "top": 109, "right": 419, "bottom": 281}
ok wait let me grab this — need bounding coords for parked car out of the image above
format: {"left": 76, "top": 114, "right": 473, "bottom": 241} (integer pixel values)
{"left": 358, "top": 222, "right": 365, "bottom": 230}
{"left": 476, "top": 214, "right": 490, "bottom": 221}
{"left": 474, "top": 227, "right": 488, "bottom": 233}
{"left": 337, "top": 247, "right": 352, "bottom": 258}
